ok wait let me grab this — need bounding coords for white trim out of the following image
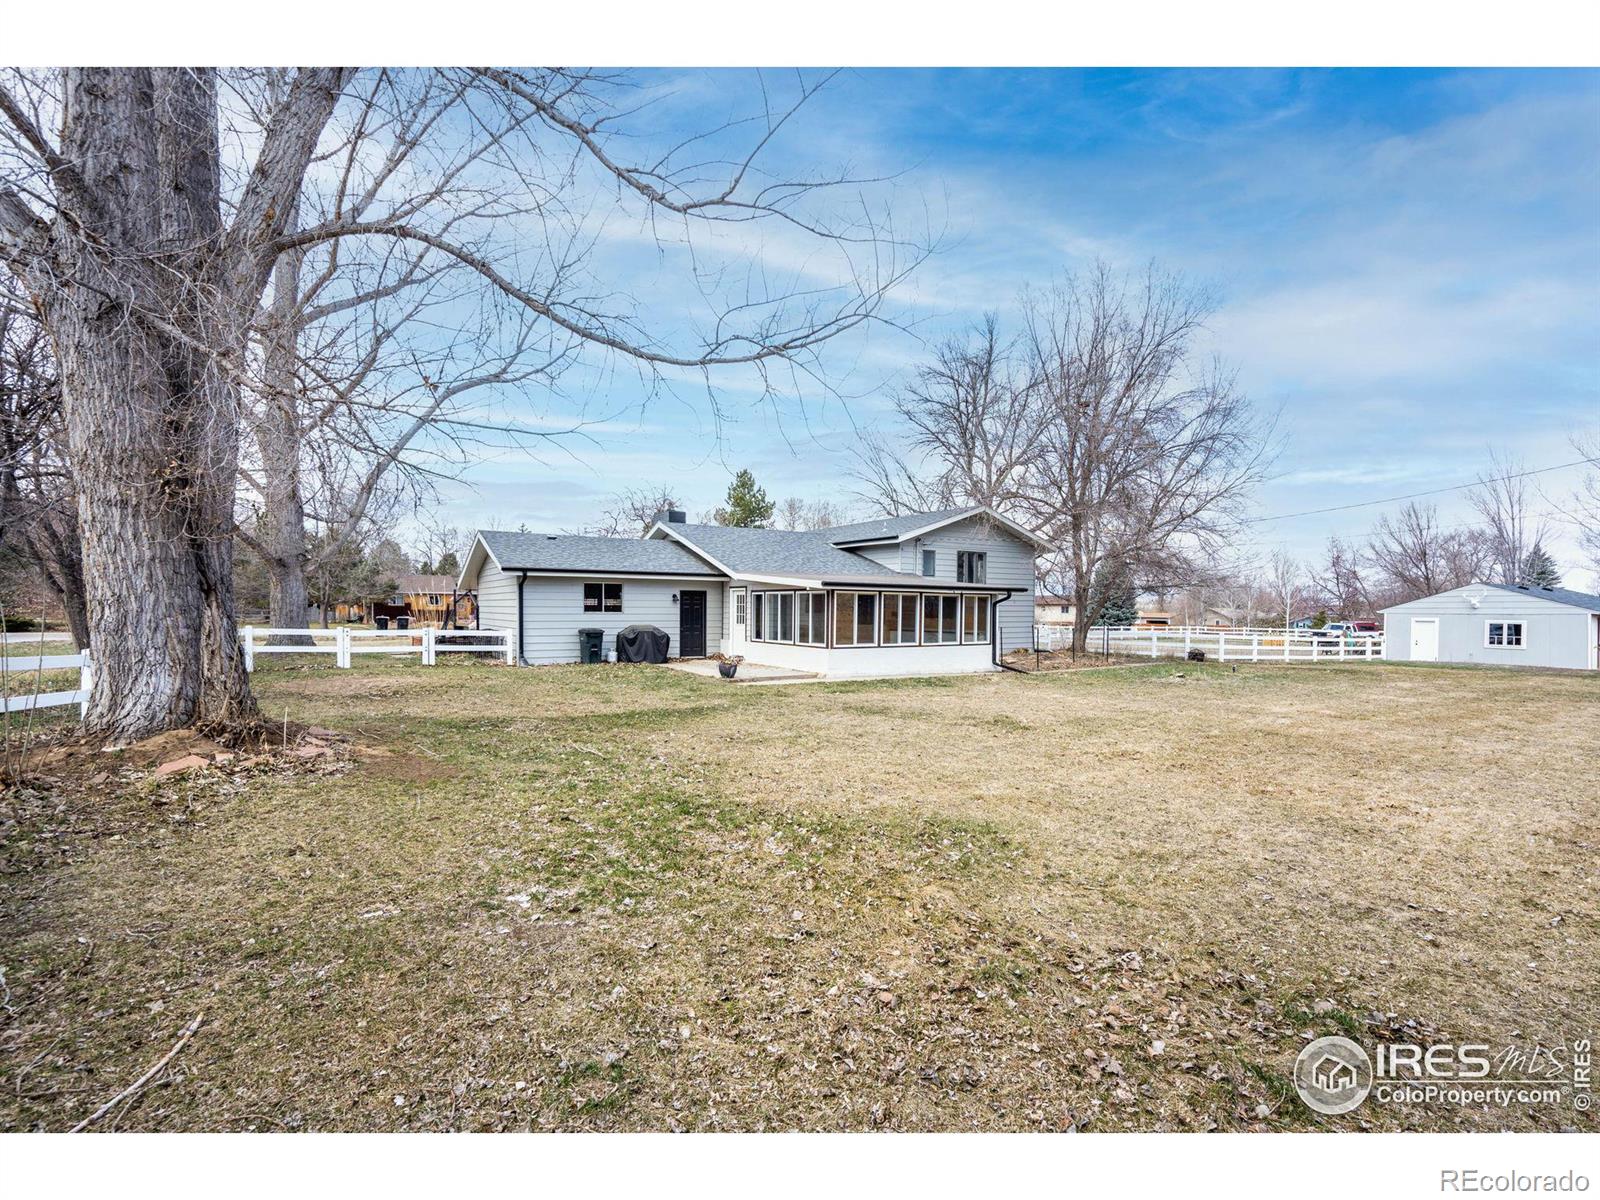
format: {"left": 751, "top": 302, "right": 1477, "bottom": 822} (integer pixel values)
{"left": 1483, "top": 619, "right": 1526, "bottom": 649}
{"left": 833, "top": 590, "right": 880, "bottom": 647}
{"left": 581, "top": 580, "right": 626, "bottom": 615}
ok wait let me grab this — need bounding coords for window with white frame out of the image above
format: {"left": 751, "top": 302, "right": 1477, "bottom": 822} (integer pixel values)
{"left": 750, "top": 592, "right": 764, "bottom": 640}
{"left": 583, "top": 582, "right": 622, "bottom": 612}
{"left": 881, "top": 593, "right": 920, "bottom": 644}
{"left": 734, "top": 589, "right": 747, "bottom": 627}
{"left": 956, "top": 551, "right": 986, "bottom": 584}
{"left": 834, "top": 591, "right": 877, "bottom": 646}
{"left": 963, "top": 594, "right": 991, "bottom": 643}
{"left": 796, "top": 592, "right": 827, "bottom": 645}
{"left": 1486, "top": 620, "right": 1525, "bottom": 648}
{"left": 761, "top": 590, "right": 795, "bottom": 642}
{"left": 921, "top": 548, "right": 936, "bottom": 577}
{"left": 922, "top": 593, "right": 959, "bottom": 643}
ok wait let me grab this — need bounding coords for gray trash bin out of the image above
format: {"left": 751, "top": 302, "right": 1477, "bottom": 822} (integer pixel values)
{"left": 375, "top": 616, "right": 389, "bottom": 630}
{"left": 578, "top": 628, "right": 605, "bottom": 664}
{"left": 396, "top": 615, "right": 410, "bottom": 630}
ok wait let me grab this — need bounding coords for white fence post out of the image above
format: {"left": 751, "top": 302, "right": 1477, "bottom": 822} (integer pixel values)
{"left": 1338, "top": 638, "right": 1347, "bottom": 661}
{"left": 78, "top": 647, "right": 92, "bottom": 717}
{"left": 1251, "top": 633, "right": 1260, "bottom": 662}
{"left": 1218, "top": 632, "right": 1226, "bottom": 662}
{"left": 423, "top": 626, "right": 435, "bottom": 667}
{"left": 242, "top": 626, "right": 254, "bottom": 672}
{"left": 1149, "top": 628, "right": 1157, "bottom": 659}
{"left": 506, "top": 628, "right": 517, "bottom": 666}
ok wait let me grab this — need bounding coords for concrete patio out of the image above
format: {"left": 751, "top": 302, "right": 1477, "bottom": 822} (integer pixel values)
{"left": 665, "top": 658, "right": 820, "bottom": 684}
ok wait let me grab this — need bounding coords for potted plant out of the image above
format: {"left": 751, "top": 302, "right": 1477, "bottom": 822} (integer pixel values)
{"left": 713, "top": 652, "right": 744, "bottom": 679}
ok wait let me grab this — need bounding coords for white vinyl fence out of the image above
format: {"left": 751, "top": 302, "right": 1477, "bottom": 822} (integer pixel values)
{"left": 1, "top": 647, "right": 92, "bottom": 715}
{"left": 1033, "top": 624, "right": 1385, "bottom": 663}
{"left": 241, "top": 626, "right": 515, "bottom": 671}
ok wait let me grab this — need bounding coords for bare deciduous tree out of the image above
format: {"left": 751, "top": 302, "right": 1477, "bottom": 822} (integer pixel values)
{"left": 777, "top": 496, "right": 847, "bottom": 530}
{"left": 1365, "top": 501, "right": 1490, "bottom": 603}
{"left": 1, "top": 67, "right": 924, "bottom": 740}
{"left": 0, "top": 294, "right": 86, "bottom": 645}
{"left": 584, "top": 485, "right": 683, "bottom": 538}
{"left": 1264, "top": 549, "right": 1303, "bottom": 630}
{"left": 1312, "top": 535, "right": 1371, "bottom": 621}
{"left": 1469, "top": 452, "right": 1549, "bottom": 586}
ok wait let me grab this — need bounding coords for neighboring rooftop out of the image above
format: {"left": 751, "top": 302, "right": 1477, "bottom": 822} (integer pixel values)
{"left": 475, "top": 530, "right": 723, "bottom": 576}
{"left": 392, "top": 574, "right": 458, "bottom": 594}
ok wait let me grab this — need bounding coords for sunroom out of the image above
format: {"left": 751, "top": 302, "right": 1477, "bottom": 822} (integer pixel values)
{"left": 725, "top": 578, "right": 1014, "bottom": 678}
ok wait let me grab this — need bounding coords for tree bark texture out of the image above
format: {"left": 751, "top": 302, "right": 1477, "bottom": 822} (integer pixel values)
{"left": 3, "top": 68, "right": 346, "bottom": 740}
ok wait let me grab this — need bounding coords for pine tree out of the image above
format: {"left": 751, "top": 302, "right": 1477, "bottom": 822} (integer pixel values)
{"left": 713, "top": 469, "right": 775, "bottom": 528}
{"left": 1519, "top": 543, "right": 1561, "bottom": 588}
{"left": 1092, "top": 563, "right": 1139, "bottom": 626}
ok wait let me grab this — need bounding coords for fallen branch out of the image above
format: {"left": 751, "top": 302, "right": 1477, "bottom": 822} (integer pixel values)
{"left": 68, "top": 1013, "right": 204, "bottom": 1133}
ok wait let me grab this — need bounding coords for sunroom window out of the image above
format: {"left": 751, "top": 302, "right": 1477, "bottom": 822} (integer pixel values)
{"left": 922, "top": 594, "right": 959, "bottom": 644}
{"left": 796, "top": 592, "right": 827, "bottom": 645}
{"left": 963, "top": 594, "right": 991, "bottom": 643}
{"left": 835, "top": 591, "right": 877, "bottom": 646}
{"left": 881, "top": 593, "right": 919, "bottom": 644}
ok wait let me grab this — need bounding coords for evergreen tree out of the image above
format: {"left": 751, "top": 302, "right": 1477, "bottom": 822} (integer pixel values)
{"left": 1519, "top": 543, "right": 1561, "bottom": 588}
{"left": 1092, "top": 563, "right": 1139, "bottom": 626}
{"left": 713, "top": 469, "right": 776, "bottom": 527}
{"left": 435, "top": 550, "right": 461, "bottom": 577}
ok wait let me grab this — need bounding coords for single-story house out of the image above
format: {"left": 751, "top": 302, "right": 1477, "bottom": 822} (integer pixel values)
{"left": 1032, "top": 595, "right": 1170, "bottom": 628}
{"left": 456, "top": 506, "right": 1048, "bottom": 677}
{"left": 1381, "top": 582, "right": 1600, "bottom": 671}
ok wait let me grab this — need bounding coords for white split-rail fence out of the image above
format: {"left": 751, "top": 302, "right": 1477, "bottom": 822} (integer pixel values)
{"left": 1, "top": 645, "right": 93, "bottom": 715}
{"left": 240, "top": 626, "right": 515, "bottom": 671}
{"left": 1032, "top": 624, "right": 1385, "bottom": 663}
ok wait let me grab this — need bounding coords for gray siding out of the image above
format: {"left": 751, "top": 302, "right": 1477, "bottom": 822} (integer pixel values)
{"left": 905, "top": 516, "right": 1037, "bottom": 656}
{"left": 1384, "top": 586, "right": 1596, "bottom": 670}
{"left": 510, "top": 575, "right": 724, "bottom": 664}
{"left": 475, "top": 563, "right": 519, "bottom": 635}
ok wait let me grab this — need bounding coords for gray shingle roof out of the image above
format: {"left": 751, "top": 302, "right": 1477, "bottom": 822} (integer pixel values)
{"left": 478, "top": 530, "right": 722, "bottom": 575}
{"left": 1481, "top": 582, "right": 1600, "bottom": 613}
{"left": 660, "top": 523, "right": 911, "bottom": 579}
{"left": 824, "top": 507, "right": 981, "bottom": 543}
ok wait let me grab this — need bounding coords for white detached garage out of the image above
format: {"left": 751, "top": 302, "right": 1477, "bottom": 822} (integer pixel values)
{"left": 1381, "top": 583, "right": 1600, "bottom": 671}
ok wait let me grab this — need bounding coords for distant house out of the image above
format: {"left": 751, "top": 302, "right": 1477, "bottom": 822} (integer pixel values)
{"left": 390, "top": 574, "right": 475, "bottom": 628}
{"left": 457, "top": 505, "right": 1047, "bottom": 675}
{"left": 1381, "top": 583, "right": 1600, "bottom": 671}
{"left": 325, "top": 575, "right": 476, "bottom": 627}
{"left": 1033, "top": 595, "right": 1169, "bottom": 627}
{"left": 1034, "top": 594, "right": 1076, "bottom": 626}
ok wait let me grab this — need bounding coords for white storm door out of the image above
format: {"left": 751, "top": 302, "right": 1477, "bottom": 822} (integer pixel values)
{"left": 1410, "top": 618, "right": 1439, "bottom": 662}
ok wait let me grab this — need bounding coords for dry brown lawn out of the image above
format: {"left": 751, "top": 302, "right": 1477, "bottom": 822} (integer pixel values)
{"left": 2, "top": 657, "right": 1595, "bottom": 1132}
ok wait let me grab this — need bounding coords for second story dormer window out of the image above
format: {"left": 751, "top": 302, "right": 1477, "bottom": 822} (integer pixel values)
{"left": 957, "top": 551, "right": 986, "bottom": 583}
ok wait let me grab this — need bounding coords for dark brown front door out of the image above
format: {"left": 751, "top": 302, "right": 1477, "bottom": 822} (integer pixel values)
{"left": 679, "top": 590, "right": 707, "bottom": 657}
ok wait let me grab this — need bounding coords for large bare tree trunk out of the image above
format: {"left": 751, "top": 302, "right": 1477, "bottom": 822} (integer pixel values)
{"left": 37, "top": 70, "right": 252, "bottom": 738}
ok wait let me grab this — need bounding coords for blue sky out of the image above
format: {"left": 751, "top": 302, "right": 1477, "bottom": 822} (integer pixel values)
{"left": 420, "top": 68, "right": 1600, "bottom": 586}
